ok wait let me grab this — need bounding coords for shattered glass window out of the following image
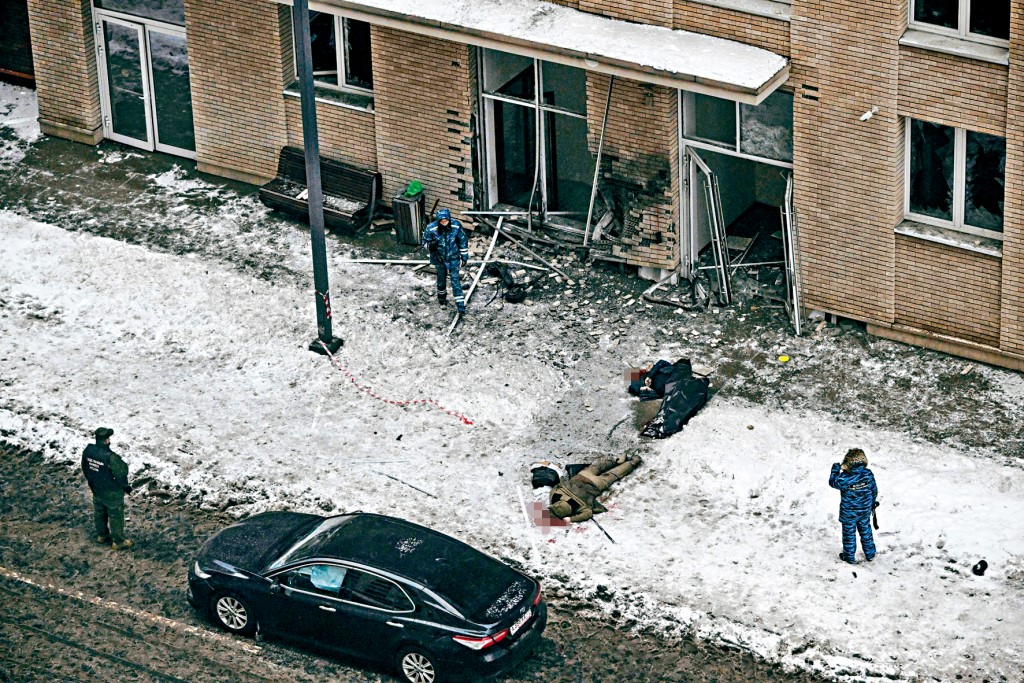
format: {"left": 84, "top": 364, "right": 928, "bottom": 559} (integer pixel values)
{"left": 689, "top": 93, "right": 735, "bottom": 149}
{"left": 909, "top": 119, "right": 954, "bottom": 222}
{"left": 343, "top": 19, "right": 373, "bottom": 90}
{"left": 95, "top": 0, "right": 184, "bottom": 26}
{"left": 740, "top": 90, "right": 793, "bottom": 162}
{"left": 969, "top": 0, "right": 1010, "bottom": 40}
{"left": 964, "top": 131, "right": 1005, "bottom": 231}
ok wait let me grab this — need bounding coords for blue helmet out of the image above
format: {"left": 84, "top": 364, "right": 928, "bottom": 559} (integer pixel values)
{"left": 436, "top": 208, "right": 451, "bottom": 222}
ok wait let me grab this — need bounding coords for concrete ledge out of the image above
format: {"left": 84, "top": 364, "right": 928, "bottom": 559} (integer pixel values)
{"left": 39, "top": 119, "right": 102, "bottom": 145}
{"left": 196, "top": 161, "right": 271, "bottom": 187}
{"left": 867, "top": 322, "right": 1024, "bottom": 372}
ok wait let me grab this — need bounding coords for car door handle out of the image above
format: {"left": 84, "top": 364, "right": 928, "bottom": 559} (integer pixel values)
{"left": 318, "top": 605, "right": 337, "bottom": 612}
{"left": 386, "top": 621, "right": 404, "bottom": 628}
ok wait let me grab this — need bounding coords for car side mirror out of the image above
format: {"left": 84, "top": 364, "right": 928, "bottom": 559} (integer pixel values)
{"left": 269, "top": 579, "right": 282, "bottom": 594}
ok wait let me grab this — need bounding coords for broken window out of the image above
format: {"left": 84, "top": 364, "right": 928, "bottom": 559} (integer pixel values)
{"left": 907, "top": 118, "right": 1004, "bottom": 236}
{"left": 300, "top": 12, "right": 373, "bottom": 92}
{"left": 481, "top": 49, "right": 591, "bottom": 217}
{"left": 740, "top": 90, "right": 794, "bottom": 162}
{"left": 964, "top": 131, "right": 1005, "bottom": 231}
{"left": 682, "top": 91, "right": 793, "bottom": 165}
{"left": 912, "top": 0, "right": 1009, "bottom": 41}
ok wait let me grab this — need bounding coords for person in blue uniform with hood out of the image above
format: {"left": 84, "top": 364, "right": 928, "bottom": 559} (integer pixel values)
{"left": 422, "top": 208, "right": 470, "bottom": 313}
{"left": 829, "top": 448, "right": 878, "bottom": 564}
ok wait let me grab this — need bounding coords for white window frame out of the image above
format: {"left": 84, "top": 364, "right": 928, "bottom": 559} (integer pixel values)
{"left": 904, "top": 118, "right": 1005, "bottom": 241}
{"left": 909, "top": 0, "right": 1009, "bottom": 47}
{"left": 679, "top": 90, "right": 794, "bottom": 169}
{"left": 295, "top": 12, "right": 373, "bottom": 95}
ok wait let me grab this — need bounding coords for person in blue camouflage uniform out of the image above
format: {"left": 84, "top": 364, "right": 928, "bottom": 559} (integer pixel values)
{"left": 422, "top": 208, "right": 469, "bottom": 313}
{"left": 829, "top": 448, "right": 877, "bottom": 564}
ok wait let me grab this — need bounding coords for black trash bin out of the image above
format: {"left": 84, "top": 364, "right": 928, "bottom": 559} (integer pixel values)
{"left": 393, "top": 190, "right": 425, "bottom": 246}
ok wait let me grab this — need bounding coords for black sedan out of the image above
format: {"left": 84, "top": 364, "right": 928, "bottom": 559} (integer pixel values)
{"left": 187, "top": 512, "right": 546, "bottom": 683}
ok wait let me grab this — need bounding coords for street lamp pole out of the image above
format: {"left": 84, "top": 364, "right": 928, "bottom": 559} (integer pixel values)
{"left": 293, "top": 0, "right": 342, "bottom": 355}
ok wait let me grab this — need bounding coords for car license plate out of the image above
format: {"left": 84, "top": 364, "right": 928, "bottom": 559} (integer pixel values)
{"left": 510, "top": 609, "right": 531, "bottom": 635}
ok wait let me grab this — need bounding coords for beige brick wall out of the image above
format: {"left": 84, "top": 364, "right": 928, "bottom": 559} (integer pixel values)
{"left": 581, "top": 0, "right": 672, "bottom": 27}
{"left": 895, "top": 236, "right": 1002, "bottom": 346}
{"left": 673, "top": 0, "right": 790, "bottom": 56}
{"left": 790, "top": 0, "right": 905, "bottom": 323}
{"left": 284, "top": 97, "right": 377, "bottom": 169}
{"left": 590, "top": 75, "right": 678, "bottom": 269}
{"left": 185, "top": 0, "right": 289, "bottom": 183}
{"left": 1000, "top": 0, "right": 1024, "bottom": 352}
{"left": 27, "top": 0, "right": 101, "bottom": 139}
{"left": 898, "top": 47, "right": 1007, "bottom": 135}
{"left": 371, "top": 26, "right": 474, "bottom": 221}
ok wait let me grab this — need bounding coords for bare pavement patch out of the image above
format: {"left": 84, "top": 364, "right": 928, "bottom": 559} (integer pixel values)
{"left": 0, "top": 443, "right": 819, "bottom": 683}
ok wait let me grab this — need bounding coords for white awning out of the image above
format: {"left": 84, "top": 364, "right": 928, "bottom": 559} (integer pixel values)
{"left": 306, "top": 0, "right": 789, "bottom": 103}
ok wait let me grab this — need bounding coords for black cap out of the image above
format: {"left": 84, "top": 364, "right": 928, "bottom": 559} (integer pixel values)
{"left": 95, "top": 427, "right": 114, "bottom": 441}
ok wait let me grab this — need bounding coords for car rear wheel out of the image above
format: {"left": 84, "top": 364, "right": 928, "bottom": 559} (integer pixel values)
{"left": 212, "top": 593, "right": 257, "bottom": 637}
{"left": 395, "top": 647, "right": 441, "bottom": 683}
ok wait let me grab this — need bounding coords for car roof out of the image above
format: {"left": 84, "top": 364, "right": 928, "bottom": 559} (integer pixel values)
{"left": 287, "top": 514, "right": 534, "bottom": 622}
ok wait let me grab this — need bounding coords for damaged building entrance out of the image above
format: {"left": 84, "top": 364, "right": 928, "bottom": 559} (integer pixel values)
{"left": 480, "top": 49, "right": 594, "bottom": 226}
{"left": 93, "top": 0, "right": 196, "bottom": 158}
{"left": 680, "top": 90, "right": 797, "bottom": 319}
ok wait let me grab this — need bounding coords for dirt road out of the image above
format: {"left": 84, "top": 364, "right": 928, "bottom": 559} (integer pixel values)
{"left": 0, "top": 443, "right": 819, "bottom": 682}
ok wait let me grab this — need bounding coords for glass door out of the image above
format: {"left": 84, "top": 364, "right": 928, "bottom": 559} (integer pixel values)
{"left": 146, "top": 27, "right": 195, "bottom": 155}
{"left": 95, "top": 11, "right": 196, "bottom": 158}
{"left": 98, "top": 16, "right": 153, "bottom": 149}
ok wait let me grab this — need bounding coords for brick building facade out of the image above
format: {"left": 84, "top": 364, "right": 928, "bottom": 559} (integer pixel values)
{"left": 22, "top": 0, "right": 1024, "bottom": 370}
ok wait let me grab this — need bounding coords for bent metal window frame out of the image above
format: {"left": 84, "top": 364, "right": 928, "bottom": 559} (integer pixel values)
{"left": 293, "top": 10, "right": 374, "bottom": 94}
{"left": 904, "top": 117, "right": 1006, "bottom": 240}
{"left": 910, "top": 0, "right": 1010, "bottom": 47}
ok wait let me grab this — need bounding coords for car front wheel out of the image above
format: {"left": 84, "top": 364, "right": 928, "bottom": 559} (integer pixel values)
{"left": 396, "top": 647, "right": 441, "bottom": 683}
{"left": 212, "top": 592, "right": 257, "bottom": 637}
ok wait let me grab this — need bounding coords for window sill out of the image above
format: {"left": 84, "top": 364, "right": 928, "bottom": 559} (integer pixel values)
{"left": 283, "top": 83, "right": 375, "bottom": 113}
{"left": 895, "top": 220, "right": 1002, "bottom": 258}
{"left": 687, "top": 0, "right": 791, "bottom": 21}
{"left": 899, "top": 29, "right": 1009, "bottom": 66}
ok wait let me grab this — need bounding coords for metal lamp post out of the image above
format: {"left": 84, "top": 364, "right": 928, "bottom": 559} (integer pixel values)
{"left": 293, "top": 0, "right": 343, "bottom": 355}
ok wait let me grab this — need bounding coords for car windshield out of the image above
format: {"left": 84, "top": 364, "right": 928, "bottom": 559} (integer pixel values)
{"left": 267, "top": 516, "right": 353, "bottom": 570}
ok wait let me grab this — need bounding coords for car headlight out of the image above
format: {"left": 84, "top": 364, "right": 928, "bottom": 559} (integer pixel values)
{"left": 193, "top": 561, "right": 212, "bottom": 580}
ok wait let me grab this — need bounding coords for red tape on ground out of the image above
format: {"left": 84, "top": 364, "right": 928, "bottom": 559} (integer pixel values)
{"left": 318, "top": 341, "right": 474, "bottom": 426}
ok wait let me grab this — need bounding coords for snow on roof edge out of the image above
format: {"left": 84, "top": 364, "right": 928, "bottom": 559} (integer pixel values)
{"left": 311, "top": 0, "right": 790, "bottom": 97}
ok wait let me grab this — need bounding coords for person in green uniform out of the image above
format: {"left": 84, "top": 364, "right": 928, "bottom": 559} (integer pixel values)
{"left": 81, "top": 427, "right": 133, "bottom": 550}
{"left": 548, "top": 453, "right": 642, "bottom": 523}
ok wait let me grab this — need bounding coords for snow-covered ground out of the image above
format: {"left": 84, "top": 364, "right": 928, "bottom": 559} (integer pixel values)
{"left": 2, "top": 83, "right": 1022, "bottom": 682}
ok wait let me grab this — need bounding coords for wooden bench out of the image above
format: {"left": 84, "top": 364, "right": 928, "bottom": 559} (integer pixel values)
{"left": 259, "top": 146, "right": 381, "bottom": 233}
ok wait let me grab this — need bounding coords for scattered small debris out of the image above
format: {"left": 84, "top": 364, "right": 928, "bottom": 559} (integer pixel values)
{"left": 972, "top": 560, "right": 988, "bottom": 576}
{"left": 960, "top": 364, "right": 974, "bottom": 376}
{"left": 778, "top": 355, "right": 790, "bottom": 363}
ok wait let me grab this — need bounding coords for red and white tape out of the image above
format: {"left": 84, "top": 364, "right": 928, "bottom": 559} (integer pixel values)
{"left": 317, "top": 341, "right": 474, "bottom": 426}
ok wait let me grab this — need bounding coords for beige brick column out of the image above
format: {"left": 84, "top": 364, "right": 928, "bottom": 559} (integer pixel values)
{"left": 590, "top": 74, "right": 678, "bottom": 270}
{"left": 790, "top": 0, "right": 905, "bottom": 323}
{"left": 184, "top": 0, "right": 289, "bottom": 184}
{"left": 370, "top": 26, "right": 474, "bottom": 221}
{"left": 26, "top": 0, "right": 102, "bottom": 143}
{"left": 1000, "top": 0, "right": 1024, "bottom": 353}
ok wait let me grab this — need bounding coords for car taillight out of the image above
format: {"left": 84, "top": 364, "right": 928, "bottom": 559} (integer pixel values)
{"left": 452, "top": 629, "right": 508, "bottom": 651}
{"left": 532, "top": 584, "right": 542, "bottom": 606}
